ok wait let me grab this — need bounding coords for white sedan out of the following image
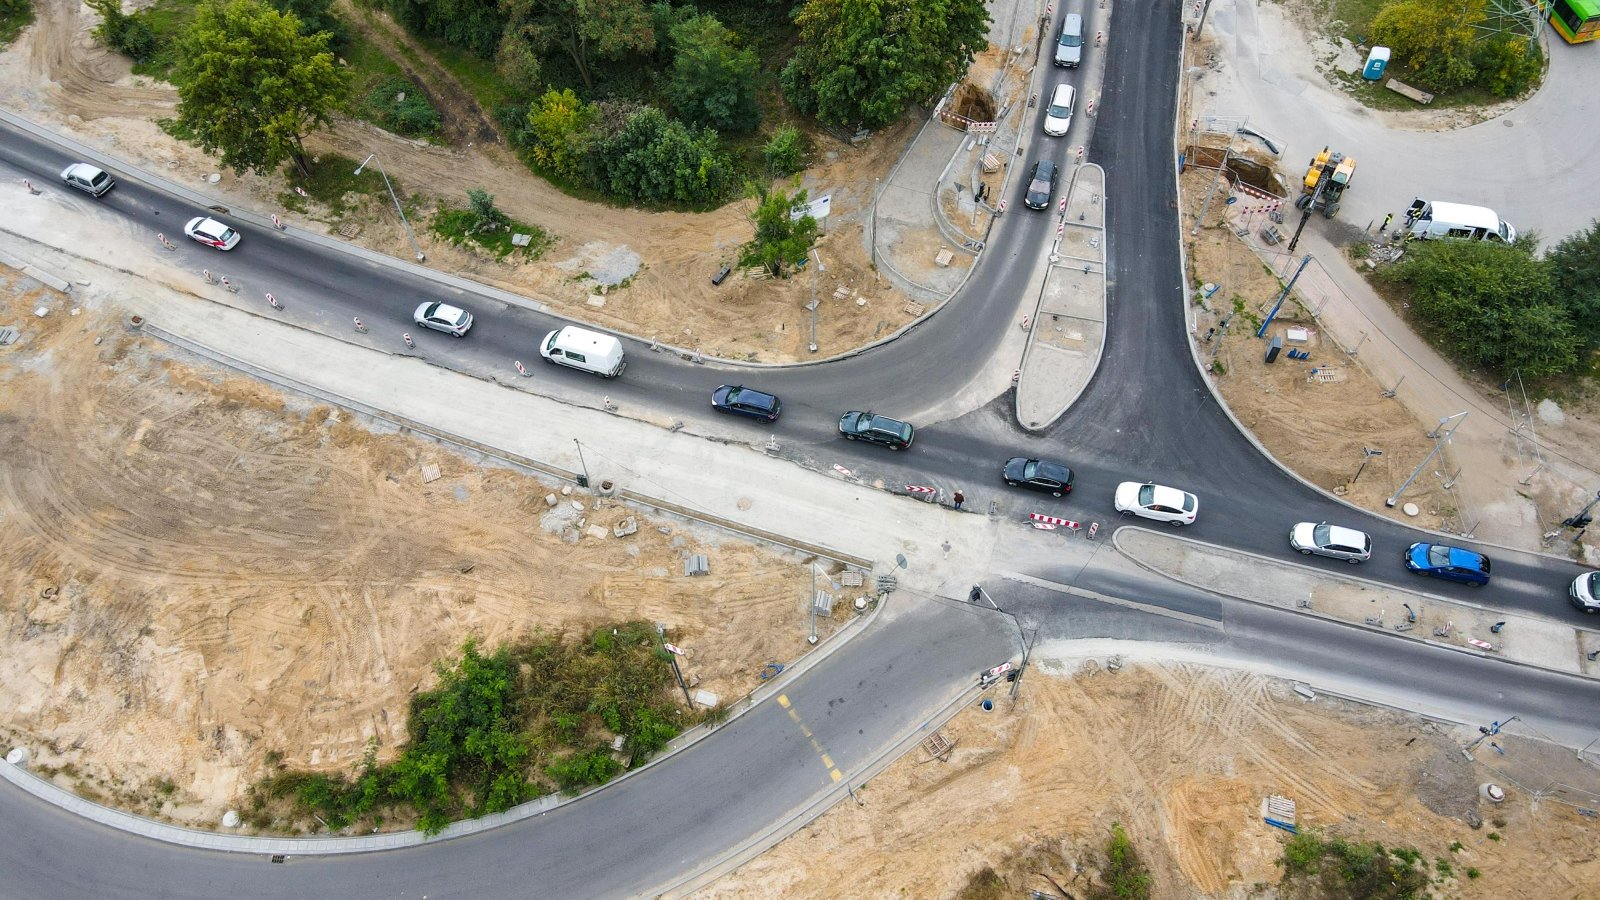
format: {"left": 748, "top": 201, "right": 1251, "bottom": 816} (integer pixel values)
{"left": 1114, "top": 481, "right": 1198, "bottom": 526}
{"left": 413, "top": 301, "right": 474, "bottom": 337}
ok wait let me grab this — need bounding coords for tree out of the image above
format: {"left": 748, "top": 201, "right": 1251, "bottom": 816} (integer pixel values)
{"left": 762, "top": 124, "right": 808, "bottom": 177}
{"left": 525, "top": 87, "right": 596, "bottom": 180}
{"left": 385, "top": 0, "right": 503, "bottom": 56}
{"left": 665, "top": 14, "right": 760, "bottom": 133}
{"left": 588, "top": 106, "right": 731, "bottom": 205}
{"left": 1547, "top": 220, "right": 1600, "bottom": 347}
{"left": 781, "top": 0, "right": 990, "bottom": 129}
{"left": 742, "top": 185, "right": 817, "bottom": 276}
{"left": 269, "top": 0, "right": 347, "bottom": 50}
{"left": 1387, "top": 239, "right": 1580, "bottom": 378}
{"left": 503, "top": 0, "right": 655, "bottom": 90}
{"left": 1370, "top": 0, "right": 1483, "bottom": 91}
{"left": 171, "top": 0, "right": 348, "bottom": 177}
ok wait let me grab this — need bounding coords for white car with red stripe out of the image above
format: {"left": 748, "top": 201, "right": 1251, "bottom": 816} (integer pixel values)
{"left": 184, "top": 216, "right": 241, "bottom": 251}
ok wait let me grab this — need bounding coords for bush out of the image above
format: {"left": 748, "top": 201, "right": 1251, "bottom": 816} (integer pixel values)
{"left": 762, "top": 125, "right": 808, "bottom": 177}
{"left": 1276, "top": 831, "right": 1430, "bottom": 899}
{"left": 1473, "top": 35, "right": 1541, "bottom": 98}
{"left": 665, "top": 13, "right": 761, "bottom": 133}
{"left": 525, "top": 88, "right": 596, "bottom": 182}
{"left": 741, "top": 185, "right": 818, "bottom": 276}
{"left": 588, "top": 106, "right": 733, "bottom": 205}
{"left": 546, "top": 749, "right": 621, "bottom": 792}
{"left": 366, "top": 76, "right": 441, "bottom": 138}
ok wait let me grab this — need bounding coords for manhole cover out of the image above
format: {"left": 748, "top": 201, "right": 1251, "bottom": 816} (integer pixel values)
{"left": 736, "top": 497, "right": 752, "bottom": 510}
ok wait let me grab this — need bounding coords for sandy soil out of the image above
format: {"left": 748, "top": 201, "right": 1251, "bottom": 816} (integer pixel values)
{"left": 698, "top": 664, "right": 1600, "bottom": 898}
{"left": 0, "top": 0, "right": 922, "bottom": 362}
{"left": 0, "top": 266, "right": 829, "bottom": 826}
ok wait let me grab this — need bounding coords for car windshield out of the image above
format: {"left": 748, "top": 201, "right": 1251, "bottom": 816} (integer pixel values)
{"left": 1048, "top": 102, "right": 1070, "bottom": 117}
{"left": 1022, "top": 460, "right": 1040, "bottom": 479}
{"left": 218, "top": 227, "right": 236, "bottom": 241}
{"left": 423, "top": 302, "right": 442, "bottom": 318}
{"left": 1063, "top": 34, "right": 1082, "bottom": 47}
{"left": 1426, "top": 545, "right": 1452, "bottom": 567}
{"left": 1313, "top": 524, "right": 1331, "bottom": 545}
{"left": 1180, "top": 493, "right": 1195, "bottom": 512}
{"left": 725, "top": 387, "right": 742, "bottom": 402}
{"left": 1137, "top": 484, "right": 1155, "bottom": 505}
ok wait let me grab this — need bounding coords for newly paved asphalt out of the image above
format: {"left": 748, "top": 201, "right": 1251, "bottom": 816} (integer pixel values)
{"left": 0, "top": 0, "right": 1596, "bottom": 895}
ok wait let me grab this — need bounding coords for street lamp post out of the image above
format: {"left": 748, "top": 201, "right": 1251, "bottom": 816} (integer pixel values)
{"left": 354, "top": 153, "right": 425, "bottom": 263}
{"left": 1563, "top": 490, "right": 1600, "bottom": 529}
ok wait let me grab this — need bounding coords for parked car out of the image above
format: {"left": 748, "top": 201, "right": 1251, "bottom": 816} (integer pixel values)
{"left": 712, "top": 385, "right": 782, "bottom": 422}
{"left": 1025, "top": 159, "right": 1058, "bottom": 210}
{"left": 1054, "top": 12, "right": 1084, "bottom": 68}
{"left": 1003, "top": 457, "right": 1074, "bottom": 496}
{"left": 1405, "top": 542, "right": 1491, "bottom": 586}
{"left": 183, "top": 216, "right": 241, "bottom": 251}
{"left": 60, "top": 162, "right": 115, "bottom": 197}
{"left": 838, "top": 411, "right": 914, "bottom": 450}
{"left": 1569, "top": 571, "right": 1600, "bottom": 613}
{"left": 1113, "top": 481, "right": 1197, "bottom": 526}
{"left": 412, "top": 301, "right": 473, "bottom": 337}
{"left": 1042, "top": 83, "right": 1077, "bottom": 137}
{"left": 1288, "top": 522, "right": 1371, "bottom": 563}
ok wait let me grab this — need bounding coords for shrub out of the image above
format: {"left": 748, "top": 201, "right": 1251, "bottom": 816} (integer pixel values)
{"left": 366, "top": 76, "right": 441, "bottom": 138}
{"left": 588, "top": 106, "right": 733, "bottom": 205}
{"left": 762, "top": 124, "right": 808, "bottom": 177}
{"left": 1098, "top": 823, "right": 1152, "bottom": 900}
{"left": 546, "top": 749, "right": 621, "bottom": 792}
{"left": 525, "top": 88, "right": 596, "bottom": 182}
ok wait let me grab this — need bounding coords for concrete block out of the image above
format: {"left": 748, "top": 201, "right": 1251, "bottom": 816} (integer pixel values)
{"left": 613, "top": 516, "right": 638, "bottom": 537}
{"left": 692, "top": 689, "right": 720, "bottom": 709}
{"left": 585, "top": 524, "right": 608, "bottom": 540}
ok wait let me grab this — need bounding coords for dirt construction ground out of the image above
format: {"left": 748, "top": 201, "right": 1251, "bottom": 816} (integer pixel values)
{"left": 0, "top": 266, "right": 826, "bottom": 826}
{"left": 697, "top": 663, "right": 1600, "bottom": 899}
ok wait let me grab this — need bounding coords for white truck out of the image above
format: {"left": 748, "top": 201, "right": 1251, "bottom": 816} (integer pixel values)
{"left": 1401, "top": 198, "right": 1517, "bottom": 244}
{"left": 539, "top": 326, "right": 626, "bottom": 378}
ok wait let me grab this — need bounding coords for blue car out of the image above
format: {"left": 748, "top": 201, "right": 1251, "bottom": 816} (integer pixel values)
{"left": 1405, "top": 542, "right": 1491, "bottom": 587}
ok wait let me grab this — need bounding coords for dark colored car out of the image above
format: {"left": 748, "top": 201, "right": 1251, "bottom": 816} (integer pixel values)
{"left": 712, "top": 385, "right": 782, "bottom": 422}
{"left": 838, "top": 411, "right": 914, "bottom": 450}
{"left": 1405, "top": 542, "right": 1491, "bottom": 586}
{"left": 1024, "top": 159, "right": 1058, "bottom": 210}
{"left": 1003, "top": 457, "right": 1074, "bottom": 496}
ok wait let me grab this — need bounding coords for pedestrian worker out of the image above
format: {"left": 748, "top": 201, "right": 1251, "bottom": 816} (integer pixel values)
{"left": 953, "top": 490, "right": 965, "bottom": 510}
{"left": 1381, "top": 212, "right": 1393, "bottom": 234}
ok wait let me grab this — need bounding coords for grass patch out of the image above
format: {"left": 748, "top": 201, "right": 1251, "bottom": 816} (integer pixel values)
{"left": 0, "top": 0, "right": 36, "bottom": 49}
{"left": 431, "top": 207, "right": 552, "bottom": 260}
{"left": 1320, "top": 0, "right": 1388, "bottom": 43}
{"left": 1278, "top": 831, "right": 1431, "bottom": 898}
{"left": 276, "top": 153, "right": 393, "bottom": 216}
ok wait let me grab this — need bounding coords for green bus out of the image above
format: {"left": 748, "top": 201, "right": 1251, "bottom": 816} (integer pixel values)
{"left": 1542, "top": 0, "right": 1600, "bottom": 43}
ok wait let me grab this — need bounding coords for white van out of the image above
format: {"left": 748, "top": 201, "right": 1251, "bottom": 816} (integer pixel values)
{"left": 1054, "top": 13, "right": 1084, "bottom": 68}
{"left": 1042, "top": 83, "right": 1076, "bottom": 136}
{"left": 1401, "top": 198, "right": 1517, "bottom": 244}
{"left": 539, "top": 326, "right": 626, "bottom": 378}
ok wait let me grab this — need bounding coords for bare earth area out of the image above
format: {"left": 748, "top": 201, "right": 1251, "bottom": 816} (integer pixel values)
{"left": 697, "top": 664, "right": 1600, "bottom": 898}
{"left": 0, "top": 0, "right": 921, "bottom": 362}
{"left": 0, "top": 267, "right": 824, "bottom": 825}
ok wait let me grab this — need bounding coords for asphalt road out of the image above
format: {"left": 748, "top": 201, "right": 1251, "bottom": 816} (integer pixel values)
{"left": 0, "top": 0, "right": 1596, "bottom": 893}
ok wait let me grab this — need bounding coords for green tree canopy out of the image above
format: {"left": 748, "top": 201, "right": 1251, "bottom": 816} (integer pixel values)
{"left": 780, "top": 0, "right": 990, "bottom": 129}
{"left": 1388, "top": 238, "right": 1579, "bottom": 377}
{"left": 588, "top": 106, "right": 731, "bottom": 205}
{"left": 503, "top": 0, "right": 655, "bottom": 90}
{"left": 171, "top": 0, "right": 348, "bottom": 177}
{"left": 1370, "top": 0, "right": 1483, "bottom": 91}
{"left": 1547, "top": 220, "right": 1600, "bottom": 348}
{"left": 666, "top": 13, "right": 760, "bottom": 133}
{"left": 525, "top": 87, "right": 596, "bottom": 180}
{"left": 387, "top": 0, "right": 503, "bottom": 56}
{"left": 742, "top": 185, "right": 817, "bottom": 276}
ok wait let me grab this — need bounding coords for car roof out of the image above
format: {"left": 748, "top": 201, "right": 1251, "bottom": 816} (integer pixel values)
{"left": 1050, "top": 84, "right": 1075, "bottom": 105}
{"left": 64, "top": 162, "right": 106, "bottom": 178}
{"left": 1321, "top": 524, "right": 1368, "bottom": 546}
{"left": 425, "top": 301, "right": 466, "bottom": 319}
{"left": 1147, "top": 484, "right": 1187, "bottom": 505}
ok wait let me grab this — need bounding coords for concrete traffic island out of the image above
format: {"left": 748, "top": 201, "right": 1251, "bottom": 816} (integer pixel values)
{"left": 1015, "top": 163, "right": 1109, "bottom": 430}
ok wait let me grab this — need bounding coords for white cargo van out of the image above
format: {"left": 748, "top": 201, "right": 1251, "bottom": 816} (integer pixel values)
{"left": 539, "top": 326, "right": 626, "bottom": 378}
{"left": 1401, "top": 198, "right": 1517, "bottom": 244}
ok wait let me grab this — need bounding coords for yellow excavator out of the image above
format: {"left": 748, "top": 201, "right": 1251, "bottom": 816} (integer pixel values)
{"left": 1295, "top": 146, "right": 1355, "bottom": 218}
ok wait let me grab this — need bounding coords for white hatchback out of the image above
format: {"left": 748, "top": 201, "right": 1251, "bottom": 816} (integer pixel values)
{"left": 1042, "top": 83, "right": 1076, "bottom": 137}
{"left": 184, "top": 216, "right": 241, "bottom": 251}
{"left": 413, "top": 301, "right": 474, "bottom": 337}
{"left": 1114, "top": 481, "right": 1198, "bottom": 526}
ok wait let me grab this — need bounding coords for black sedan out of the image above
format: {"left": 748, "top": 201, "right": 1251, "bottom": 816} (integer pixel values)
{"left": 1003, "top": 457, "right": 1074, "bottom": 496}
{"left": 711, "top": 385, "right": 781, "bottom": 422}
{"left": 1024, "top": 159, "right": 1058, "bottom": 210}
{"left": 838, "top": 411, "right": 914, "bottom": 450}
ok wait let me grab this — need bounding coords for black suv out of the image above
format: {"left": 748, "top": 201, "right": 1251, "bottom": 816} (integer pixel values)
{"left": 711, "top": 385, "right": 782, "bottom": 422}
{"left": 1002, "top": 457, "right": 1074, "bottom": 496}
{"left": 1024, "top": 159, "right": 1058, "bottom": 210}
{"left": 838, "top": 411, "right": 914, "bottom": 450}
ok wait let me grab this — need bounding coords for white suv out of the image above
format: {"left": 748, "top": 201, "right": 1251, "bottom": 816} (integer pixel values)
{"left": 1042, "top": 84, "right": 1076, "bottom": 137}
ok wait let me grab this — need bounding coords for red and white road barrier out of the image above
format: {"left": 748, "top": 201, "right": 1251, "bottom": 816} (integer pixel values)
{"left": 1056, "top": 222, "right": 1064, "bottom": 238}
{"left": 1058, "top": 197, "right": 1067, "bottom": 214}
{"left": 602, "top": 395, "right": 617, "bottom": 411}
{"left": 1045, "top": 3, "right": 1053, "bottom": 15}
{"left": 1032, "top": 521, "right": 1058, "bottom": 530}
{"left": 1087, "top": 522, "right": 1100, "bottom": 540}
{"left": 514, "top": 360, "right": 529, "bottom": 377}
{"left": 904, "top": 484, "right": 936, "bottom": 495}
{"left": 202, "top": 269, "right": 215, "bottom": 284}
{"left": 271, "top": 214, "right": 285, "bottom": 231}
{"left": 1096, "top": 31, "right": 1104, "bottom": 46}
{"left": 402, "top": 332, "right": 414, "bottom": 348}
{"left": 1468, "top": 638, "right": 1495, "bottom": 651}
{"left": 157, "top": 234, "right": 175, "bottom": 250}
{"left": 998, "top": 199, "right": 1007, "bottom": 214}
{"left": 265, "top": 292, "right": 281, "bottom": 309}
{"left": 1076, "top": 145, "right": 1085, "bottom": 161}
{"left": 1086, "top": 99, "right": 1096, "bottom": 117}
{"left": 353, "top": 316, "right": 367, "bottom": 333}
{"left": 1012, "top": 369, "right": 1021, "bottom": 384}
{"left": 220, "top": 276, "right": 237, "bottom": 292}
{"left": 295, "top": 186, "right": 308, "bottom": 197}
{"left": 23, "top": 178, "right": 40, "bottom": 195}
{"left": 832, "top": 464, "right": 854, "bottom": 478}
{"left": 1020, "top": 315, "right": 1031, "bottom": 331}
{"left": 1030, "top": 513, "right": 1081, "bottom": 529}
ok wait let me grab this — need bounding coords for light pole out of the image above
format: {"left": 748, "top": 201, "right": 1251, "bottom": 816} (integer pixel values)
{"left": 1387, "top": 412, "right": 1467, "bottom": 508}
{"left": 354, "top": 153, "right": 425, "bottom": 263}
{"left": 573, "top": 438, "right": 591, "bottom": 488}
{"left": 1563, "top": 490, "right": 1600, "bottom": 529}
{"left": 1351, "top": 447, "right": 1383, "bottom": 484}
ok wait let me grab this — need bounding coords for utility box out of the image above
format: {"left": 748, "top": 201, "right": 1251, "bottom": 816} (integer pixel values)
{"left": 1265, "top": 335, "right": 1284, "bottom": 364}
{"left": 1363, "top": 47, "right": 1391, "bottom": 81}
